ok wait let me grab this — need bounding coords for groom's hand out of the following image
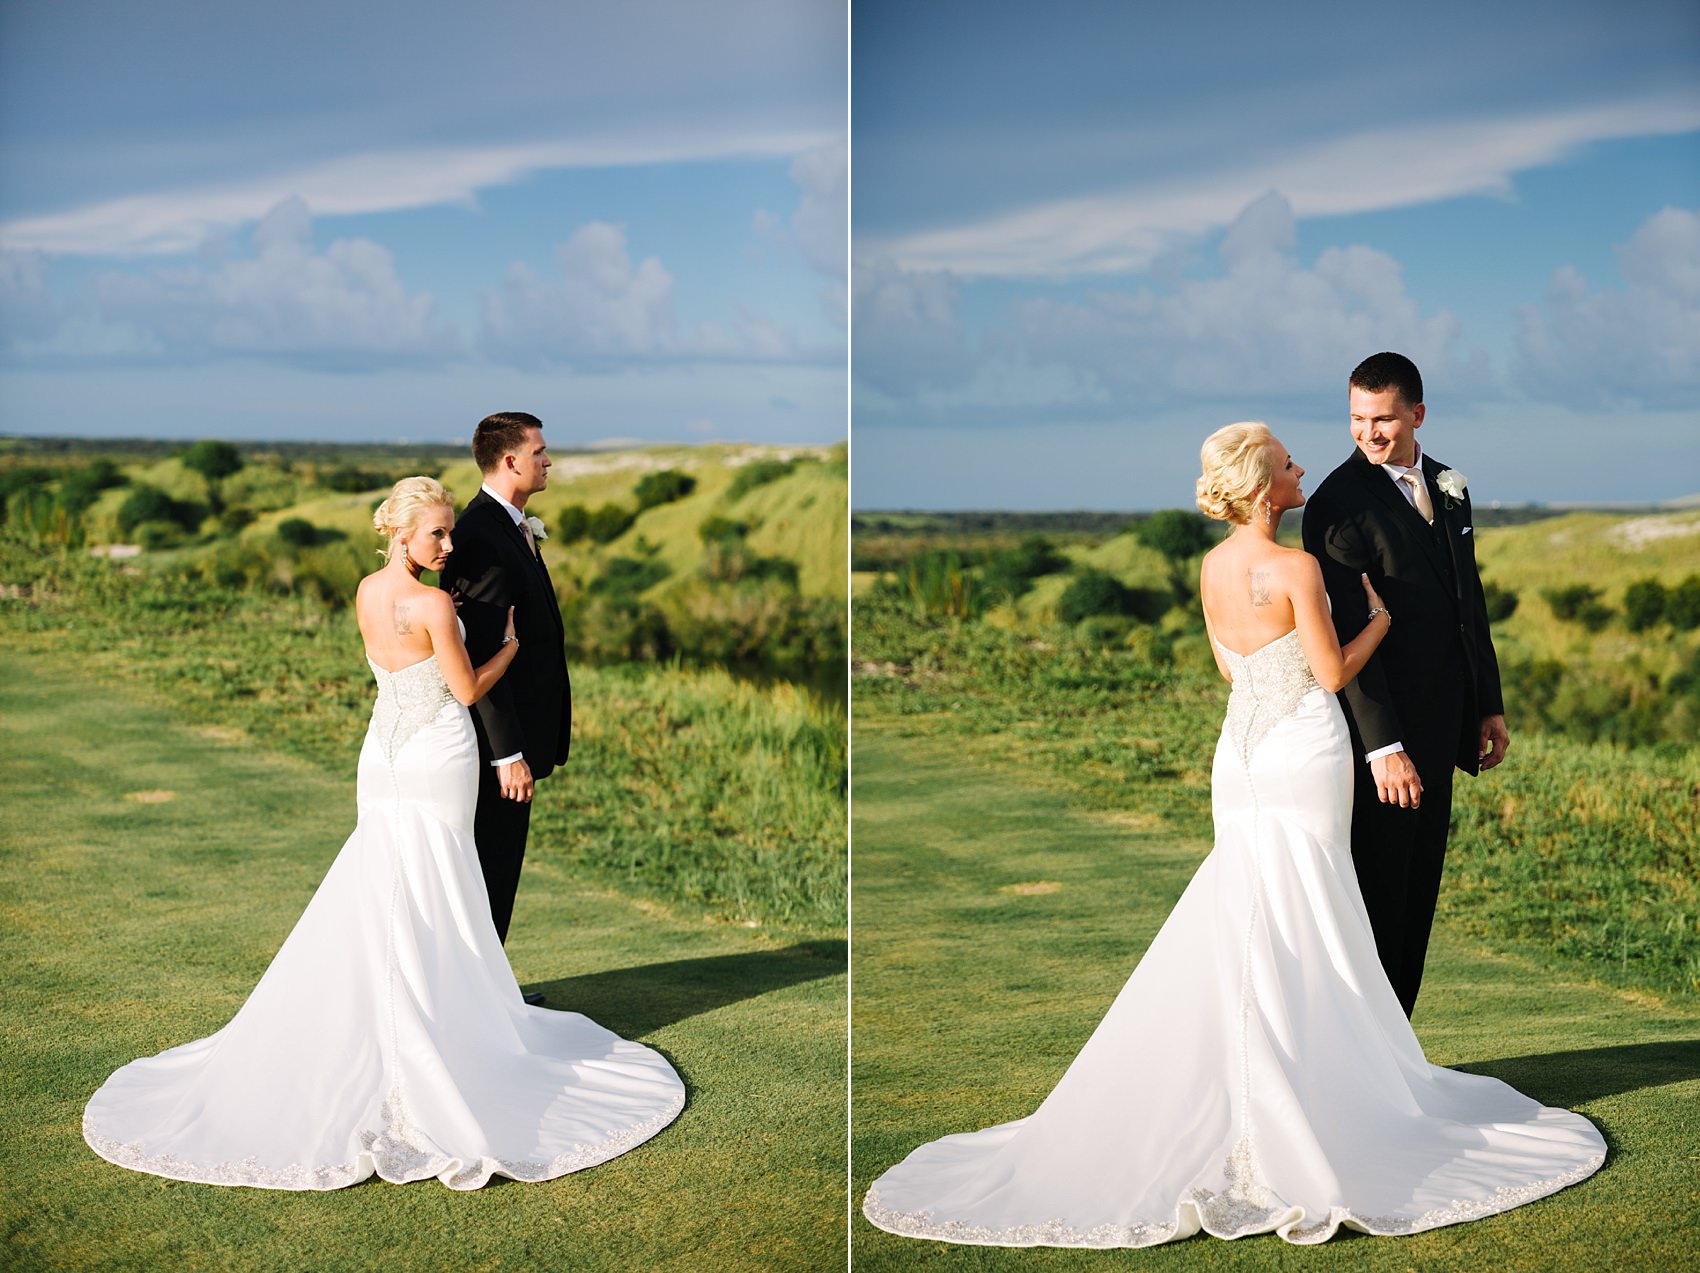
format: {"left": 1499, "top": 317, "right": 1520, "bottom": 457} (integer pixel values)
{"left": 498, "top": 758, "right": 535, "bottom": 803}
{"left": 1478, "top": 714, "right": 1509, "bottom": 771}
{"left": 1370, "top": 751, "right": 1424, "bottom": 809}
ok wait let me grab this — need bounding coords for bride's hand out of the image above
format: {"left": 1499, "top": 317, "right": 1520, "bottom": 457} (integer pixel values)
{"left": 448, "top": 587, "right": 464, "bottom": 611}
{"left": 1360, "top": 573, "right": 1388, "bottom": 617}
{"left": 503, "top": 606, "right": 517, "bottom": 644}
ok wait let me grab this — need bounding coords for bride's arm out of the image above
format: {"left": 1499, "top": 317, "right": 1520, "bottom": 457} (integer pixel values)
{"left": 1290, "top": 556, "right": 1389, "bottom": 693}
{"left": 424, "top": 594, "right": 518, "bottom": 706}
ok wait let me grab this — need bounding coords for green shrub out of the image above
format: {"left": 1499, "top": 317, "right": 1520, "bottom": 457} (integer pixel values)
{"left": 698, "top": 515, "right": 747, "bottom": 546}
{"left": 633, "top": 469, "right": 696, "bottom": 510}
{"left": 1058, "top": 569, "right": 1129, "bottom": 624}
{"left": 727, "top": 458, "right": 795, "bottom": 500}
{"left": 318, "top": 465, "right": 390, "bottom": 493}
{"left": 1134, "top": 509, "right": 1214, "bottom": 565}
{"left": 1543, "top": 583, "right": 1612, "bottom": 630}
{"left": 118, "top": 485, "right": 203, "bottom": 536}
{"left": 1666, "top": 575, "right": 1700, "bottom": 630}
{"left": 1481, "top": 581, "right": 1519, "bottom": 623}
{"left": 0, "top": 465, "right": 52, "bottom": 503}
{"left": 551, "top": 504, "right": 591, "bottom": 544}
{"left": 181, "top": 440, "right": 244, "bottom": 482}
{"left": 1543, "top": 583, "right": 1601, "bottom": 620}
{"left": 57, "top": 460, "right": 126, "bottom": 516}
{"left": 1623, "top": 578, "right": 1667, "bottom": 631}
{"left": 589, "top": 555, "right": 670, "bottom": 597}
{"left": 276, "top": 518, "right": 322, "bottom": 548}
{"left": 134, "top": 520, "right": 182, "bottom": 551}
{"left": 979, "top": 535, "right": 1067, "bottom": 600}
{"left": 587, "top": 503, "right": 635, "bottom": 544}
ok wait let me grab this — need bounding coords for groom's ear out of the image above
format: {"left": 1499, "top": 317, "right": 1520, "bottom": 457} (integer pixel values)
{"left": 1411, "top": 403, "right": 1425, "bottom": 428}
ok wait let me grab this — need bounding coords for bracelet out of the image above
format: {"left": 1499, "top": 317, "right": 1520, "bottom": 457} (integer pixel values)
{"left": 501, "top": 634, "right": 518, "bottom": 646}
{"left": 1367, "top": 606, "right": 1391, "bottom": 624}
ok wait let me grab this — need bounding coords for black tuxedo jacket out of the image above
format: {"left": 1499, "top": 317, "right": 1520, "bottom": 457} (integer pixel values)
{"left": 1301, "top": 449, "right": 1502, "bottom": 778}
{"left": 438, "top": 490, "right": 571, "bottom": 779}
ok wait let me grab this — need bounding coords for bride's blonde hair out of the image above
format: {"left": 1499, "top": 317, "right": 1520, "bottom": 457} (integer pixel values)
{"left": 1195, "top": 422, "right": 1275, "bottom": 524}
{"left": 372, "top": 476, "right": 453, "bottom": 560}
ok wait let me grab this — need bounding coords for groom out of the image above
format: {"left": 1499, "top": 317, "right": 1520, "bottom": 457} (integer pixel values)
{"left": 1302, "top": 352, "right": 1507, "bottom": 1018}
{"left": 439, "top": 412, "right": 571, "bottom": 989}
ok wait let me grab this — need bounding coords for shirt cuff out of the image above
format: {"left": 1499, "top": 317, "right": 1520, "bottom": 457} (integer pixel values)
{"left": 490, "top": 752, "right": 524, "bottom": 767}
{"left": 1364, "top": 742, "right": 1405, "bottom": 762}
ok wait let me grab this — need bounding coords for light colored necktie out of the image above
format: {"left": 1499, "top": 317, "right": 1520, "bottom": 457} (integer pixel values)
{"left": 518, "top": 517, "right": 539, "bottom": 557}
{"left": 1401, "top": 472, "right": 1434, "bottom": 524}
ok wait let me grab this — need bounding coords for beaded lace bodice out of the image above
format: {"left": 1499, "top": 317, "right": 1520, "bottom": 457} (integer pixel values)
{"left": 367, "top": 655, "right": 457, "bottom": 763}
{"left": 1217, "top": 629, "right": 1320, "bottom": 765}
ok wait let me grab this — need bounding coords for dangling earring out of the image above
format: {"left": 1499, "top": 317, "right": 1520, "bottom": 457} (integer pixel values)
{"left": 398, "top": 540, "right": 409, "bottom": 567}
{"left": 1263, "top": 500, "right": 1273, "bottom": 528}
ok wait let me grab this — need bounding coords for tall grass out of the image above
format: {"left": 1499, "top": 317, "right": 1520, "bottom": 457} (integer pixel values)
{"left": 2, "top": 536, "right": 845, "bottom": 931}
{"left": 852, "top": 583, "right": 1700, "bottom": 999}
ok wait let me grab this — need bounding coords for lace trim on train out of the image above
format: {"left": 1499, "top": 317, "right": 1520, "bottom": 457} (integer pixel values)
{"left": 1218, "top": 630, "right": 1320, "bottom": 765}
{"left": 862, "top": 1151, "right": 1604, "bottom": 1247}
{"left": 83, "top": 1089, "right": 685, "bottom": 1192}
{"left": 367, "top": 656, "right": 458, "bottom": 763}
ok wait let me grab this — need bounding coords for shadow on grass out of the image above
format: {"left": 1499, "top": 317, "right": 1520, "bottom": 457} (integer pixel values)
{"left": 1461, "top": 1038, "right": 1700, "bottom": 1106}
{"left": 529, "top": 940, "right": 846, "bottom": 1038}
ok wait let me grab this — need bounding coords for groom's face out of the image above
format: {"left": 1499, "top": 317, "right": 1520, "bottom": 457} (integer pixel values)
{"left": 505, "top": 427, "right": 552, "bottom": 496}
{"left": 1349, "top": 385, "right": 1423, "bottom": 469}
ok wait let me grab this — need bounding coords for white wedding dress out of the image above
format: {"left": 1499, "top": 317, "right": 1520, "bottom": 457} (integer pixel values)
{"left": 864, "top": 630, "right": 1604, "bottom": 1246}
{"left": 84, "top": 644, "right": 685, "bottom": 1190}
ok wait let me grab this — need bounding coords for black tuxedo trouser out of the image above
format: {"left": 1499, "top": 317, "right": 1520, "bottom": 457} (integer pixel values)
{"left": 1350, "top": 737, "right": 1458, "bottom": 1020}
{"left": 474, "top": 760, "right": 533, "bottom": 945}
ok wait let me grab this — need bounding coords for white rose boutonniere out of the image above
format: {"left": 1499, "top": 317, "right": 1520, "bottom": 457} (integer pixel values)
{"left": 1435, "top": 469, "right": 1467, "bottom": 510}
{"left": 524, "top": 514, "right": 548, "bottom": 542}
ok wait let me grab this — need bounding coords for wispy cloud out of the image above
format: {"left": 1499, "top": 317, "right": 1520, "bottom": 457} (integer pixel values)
{"left": 0, "top": 126, "right": 835, "bottom": 257}
{"left": 863, "top": 94, "right": 1700, "bottom": 279}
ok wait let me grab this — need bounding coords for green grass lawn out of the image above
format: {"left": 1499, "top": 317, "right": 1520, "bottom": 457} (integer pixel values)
{"left": 850, "top": 722, "right": 1700, "bottom": 1271}
{"left": 0, "top": 650, "right": 846, "bottom": 1272}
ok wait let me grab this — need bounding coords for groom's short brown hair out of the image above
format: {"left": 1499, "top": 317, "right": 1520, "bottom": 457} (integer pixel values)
{"left": 1350, "top": 352, "right": 1423, "bottom": 408}
{"left": 472, "top": 412, "right": 543, "bottom": 473}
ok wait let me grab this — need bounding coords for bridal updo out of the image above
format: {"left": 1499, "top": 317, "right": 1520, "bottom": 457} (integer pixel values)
{"left": 1196, "top": 422, "right": 1275, "bottom": 524}
{"left": 373, "top": 476, "right": 453, "bottom": 559}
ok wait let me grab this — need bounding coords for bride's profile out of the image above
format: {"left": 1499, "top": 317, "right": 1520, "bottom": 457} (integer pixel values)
{"left": 862, "top": 423, "right": 1603, "bottom": 1246}
{"left": 84, "top": 476, "right": 684, "bottom": 1190}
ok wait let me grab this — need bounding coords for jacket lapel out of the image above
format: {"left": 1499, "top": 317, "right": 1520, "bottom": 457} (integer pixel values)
{"left": 1423, "top": 455, "right": 1466, "bottom": 602}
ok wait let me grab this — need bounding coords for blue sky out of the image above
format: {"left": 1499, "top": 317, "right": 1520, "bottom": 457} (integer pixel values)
{"left": 852, "top": 0, "right": 1700, "bottom": 509}
{"left": 0, "top": 0, "right": 847, "bottom": 447}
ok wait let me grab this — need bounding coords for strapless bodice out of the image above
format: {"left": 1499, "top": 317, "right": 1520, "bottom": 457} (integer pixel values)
{"left": 367, "top": 655, "right": 458, "bottom": 763}
{"left": 1217, "top": 629, "right": 1321, "bottom": 764}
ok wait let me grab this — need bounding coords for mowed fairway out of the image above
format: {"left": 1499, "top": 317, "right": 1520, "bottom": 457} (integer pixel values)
{"left": 851, "top": 722, "right": 1700, "bottom": 1271}
{"left": 0, "top": 650, "right": 845, "bottom": 1273}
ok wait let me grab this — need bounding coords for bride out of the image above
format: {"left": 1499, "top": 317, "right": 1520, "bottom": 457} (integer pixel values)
{"left": 84, "top": 477, "right": 684, "bottom": 1190}
{"left": 862, "top": 424, "right": 1604, "bottom": 1246}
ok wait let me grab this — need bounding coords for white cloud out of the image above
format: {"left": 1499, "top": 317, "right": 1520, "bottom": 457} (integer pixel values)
{"left": 481, "top": 222, "right": 678, "bottom": 369}
{"left": 77, "top": 197, "right": 458, "bottom": 366}
{"left": 791, "top": 137, "right": 848, "bottom": 280}
{"left": 1516, "top": 205, "right": 1700, "bottom": 407}
{"left": 863, "top": 93, "right": 1700, "bottom": 278}
{"left": 1010, "top": 193, "right": 1480, "bottom": 405}
{"left": 850, "top": 258, "right": 973, "bottom": 395}
{"left": 856, "top": 193, "right": 1490, "bottom": 415}
{"left": 0, "top": 127, "right": 833, "bottom": 257}
{"left": 480, "top": 220, "right": 828, "bottom": 370}
{"left": 0, "top": 249, "right": 57, "bottom": 343}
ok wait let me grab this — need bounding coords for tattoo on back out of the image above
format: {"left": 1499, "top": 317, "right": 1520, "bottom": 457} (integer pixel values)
{"left": 394, "top": 604, "right": 413, "bottom": 635}
{"left": 1250, "top": 569, "right": 1272, "bottom": 607}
